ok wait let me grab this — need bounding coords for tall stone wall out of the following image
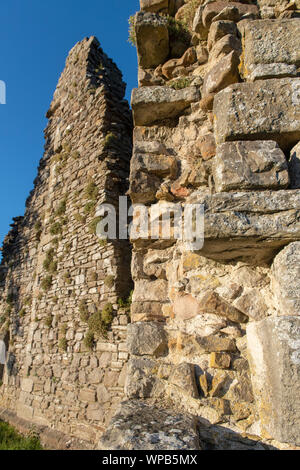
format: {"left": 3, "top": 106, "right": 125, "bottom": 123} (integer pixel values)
{"left": 0, "top": 36, "right": 132, "bottom": 446}
{"left": 99, "top": 0, "right": 300, "bottom": 451}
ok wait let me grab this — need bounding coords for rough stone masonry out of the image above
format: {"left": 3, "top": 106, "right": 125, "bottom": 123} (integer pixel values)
{"left": 1, "top": 0, "right": 300, "bottom": 451}
{"left": 101, "top": 0, "right": 300, "bottom": 451}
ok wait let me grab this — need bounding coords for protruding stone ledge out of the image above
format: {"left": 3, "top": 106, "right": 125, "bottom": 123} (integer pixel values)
{"left": 98, "top": 399, "right": 200, "bottom": 450}
{"left": 247, "top": 316, "right": 300, "bottom": 445}
{"left": 187, "top": 189, "right": 300, "bottom": 262}
{"left": 213, "top": 140, "right": 289, "bottom": 192}
{"left": 131, "top": 86, "right": 200, "bottom": 126}
{"left": 239, "top": 19, "right": 300, "bottom": 80}
{"left": 214, "top": 78, "right": 300, "bottom": 150}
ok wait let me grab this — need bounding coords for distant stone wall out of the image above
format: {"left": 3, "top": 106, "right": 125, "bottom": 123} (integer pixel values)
{"left": 112, "top": 0, "right": 300, "bottom": 450}
{"left": 0, "top": 36, "right": 132, "bottom": 445}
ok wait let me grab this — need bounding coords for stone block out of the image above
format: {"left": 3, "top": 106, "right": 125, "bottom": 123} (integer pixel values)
{"left": 247, "top": 63, "right": 297, "bottom": 82}
{"left": 202, "top": 2, "right": 259, "bottom": 28}
{"left": 272, "top": 242, "right": 300, "bottom": 316}
{"left": 127, "top": 322, "right": 167, "bottom": 357}
{"left": 240, "top": 19, "right": 300, "bottom": 80}
{"left": 135, "top": 12, "right": 169, "bottom": 69}
{"left": 131, "top": 86, "right": 200, "bottom": 126}
{"left": 191, "top": 189, "right": 300, "bottom": 262}
{"left": 207, "top": 20, "right": 237, "bottom": 51}
{"left": 140, "top": 0, "right": 169, "bottom": 13}
{"left": 21, "top": 378, "right": 34, "bottom": 393}
{"left": 210, "top": 352, "right": 231, "bottom": 369}
{"left": 247, "top": 316, "right": 300, "bottom": 445}
{"left": 198, "top": 291, "right": 248, "bottom": 323}
{"left": 203, "top": 51, "right": 240, "bottom": 97}
{"left": 79, "top": 389, "right": 97, "bottom": 403}
{"left": 168, "top": 363, "right": 199, "bottom": 398}
{"left": 99, "top": 399, "right": 200, "bottom": 450}
{"left": 213, "top": 141, "right": 289, "bottom": 192}
{"left": 214, "top": 78, "right": 300, "bottom": 150}
{"left": 125, "top": 358, "right": 159, "bottom": 398}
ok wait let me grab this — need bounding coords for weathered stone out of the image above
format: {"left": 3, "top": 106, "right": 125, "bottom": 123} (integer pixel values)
{"left": 132, "top": 279, "right": 168, "bottom": 302}
{"left": 210, "top": 352, "right": 231, "bottom": 369}
{"left": 234, "top": 290, "right": 268, "bottom": 321}
{"left": 129, "top": 170, "right": 161, "bottom": 204}
{"left": 140, "top": 0, "right": 169, "bottom": 13}
{"left": 125, "top": 358, "right": 158, "bottom": 398}
{"left": 210, "top": 370, "right": 233, "bottom": 397}
{"left": 240, "top": 19, "right": 300, "bottom": 80}
{"left": 289, "top": 141, "right": 300, "bottom": 188}
{"left": 79, "top": 389, "right": 97, "bottom": 403}
{"left": 272, "top": 242, "right": 300, "bottom": 316}
{"left": 247, "top": 316, "right": 300, "bottom": 445}
{"left": 99, "top": 399, "right": 200, "bottom": 450}
{"left": 247, "top": 63, "right": 298, "bottom": 82}
{"left": 195, "top": 334, "right": 236, "bottom": 353}
{"left": 135, "top": 12, "right": 169, "bottom": 69}
{"left": 208, "top": 34, "right": 241, "bottom": 66}
{"left": 213, "top": 141, "right": 289, "bottom": 192}
{"left": 131, "top": 151, "right": 178, "bottom": 179}
{"left": 198, "top": 291, "right": 248, "bottom": 323}
{"left": 169, "top": 363, "right": 199, "bottom": 397}
{"left": 196, "top": 133, "right": 216, "bottom": 160}
{"left": 127, "top": 322, "right": 167, "bottom": 357}
{"left": 214, "top": 78, "right": 300, "bottom": 150}
{"left": 203, "top": 51, "right": 240, "bottom": 97}
{"left": 188, "top": 189, "right": 300, "bottom": 262}
{"left": 202, "top": 2, "right": 259, "bottom": 28}
{"left": 21, "top": 378, "right": 34, "bottom": 393}
{"left": 131, "top": 86, "right": 200, "bottom": 126}
{"left": 207, "top": 20, "right": 237, "bottom": 51}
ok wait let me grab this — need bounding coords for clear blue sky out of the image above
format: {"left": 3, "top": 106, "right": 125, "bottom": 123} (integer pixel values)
{"left": 0, "top": 0, "right": 139, "bottom": 249}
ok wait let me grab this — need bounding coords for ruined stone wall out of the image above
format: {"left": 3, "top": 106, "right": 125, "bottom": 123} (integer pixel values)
{"left": 108, "top": 0, "right": 300, "bottom": 450}
{"left": 0, "top": 36, "right": 132, "bottom": 446}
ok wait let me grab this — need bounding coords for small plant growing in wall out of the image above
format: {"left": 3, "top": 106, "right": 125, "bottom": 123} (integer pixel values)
{"left": 41, "top": 275, "right": 52, "bottom": 291}
{"left": 103, "top": 132, "right": 118, "bottom": 150}
{"left": 89, "top": 217, "right": 102, "bottom": 235}
{"left": 83, "top": 330, "right": 95, "bottom": 351}
{"left": 104, "top": 275, "right": 114, "bottom": 289}
{"left": 168, "top": 77, "right": 191, "bottom": 90}
{"left": 101, "top": 303, "right": 114, "bottom": 326}
{"left": 63, "top": 272, "right": 72, "bottom": 285}
{"left": 128, "top": 14, "right": 137, "bottom": 46}
{"left": 167, "top": 16, "right": 191, "bottom": 46}
{"left": 58, "top": 337, "right": 67, "bottom": 351}
{"left": 19, "top": 308, "right": 26, "bottom": 318}
{"left": 79, "top": 300, "right": 89, "bottom": 322}
{"left": 54, "top": 198, "right": 67, "bottom": 217}
{"left": 50, "top": 221, "right": 62, "bottom": 236}
{"left": 45, "top": 315, "right": 53, "bottom": 328}
{"left": 84, "top": 180, "right": 98, "bottom": 200}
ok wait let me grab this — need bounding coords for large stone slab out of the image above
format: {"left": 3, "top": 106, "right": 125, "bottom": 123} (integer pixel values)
{"left": 127, "top": 322, "right": 167, "bottom": 357}
{"left": 132, "top": 86, "right": 200, "bottom": 126}
{"left": 240, "top": 19, "right": 300, "bottom": 80}
{"left": 135, "top": 12, "right": 169, "bottom": 69}
{"left": 140, "top": 0, "right": 168, "bottom": 13}
{"left": 247, "top": 316, "right": 300, "bottom": 445}
{"left": 213, "top": 140, "right": 289, "bottom": 192}
{"left": 214, "top": 78, "right": 300, "bottom": 150}
{"left": 98, "top": 399, "right": 200, "bottom": 450}
{"left": 187, "top": 189, "right": 300, "bottom": 262}
{"left": 272, "top": 242, "right": 300, "bottom": 316}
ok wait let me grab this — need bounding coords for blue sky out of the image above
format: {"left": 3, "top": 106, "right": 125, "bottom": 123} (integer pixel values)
{"left": 0, "top": 0, "right": 139, "bottom": 249}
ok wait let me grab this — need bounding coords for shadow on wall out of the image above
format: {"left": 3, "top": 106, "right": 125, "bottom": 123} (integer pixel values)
{"left": 198, "top": 418, "right": 279, "bottom": 450}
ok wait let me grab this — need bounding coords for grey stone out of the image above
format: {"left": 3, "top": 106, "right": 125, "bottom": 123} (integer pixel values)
{"left": 125, "top": 358, "right": 160, "bottom": 398}
{"left": 187, "top": 189, "right": 300, "bottom": 263}
{"left": 135, "top": 12, "right": 169, "bottom": 69}
{"left": 131, "top": 86, "right": 200, "bottom": 126}
{"left": 203, "top": 51, "right": 240, "bottom": 97}
{"left": 127, "top": 322, "right": 167, "bottom": 357}
{"left": 213, "top": 141, "right": 289, "bottom": 192}
{"left": 214, "top": 78, "right": 300, "bottom": 150}
{"left": 98, "top": 399, "right": 200, "bottom": 450}
{"left": 247, "top": 63, "right": 298, "bottom": 82}
{"left": 169, "top": 362, "right": 199, "bottom": 397}
{"left": 272, "top": 242, "right": 300, "bottom": 316}
{"left": 247, "top": 316, "right": 300, "bottom": 445}
{"left": 240, "top": 19, "right": 300, "bottom": 80}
